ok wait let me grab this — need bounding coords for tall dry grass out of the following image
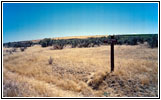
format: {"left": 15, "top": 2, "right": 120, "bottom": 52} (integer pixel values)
{"left": 3, "top": 44, "right": 158, "bottom": 97}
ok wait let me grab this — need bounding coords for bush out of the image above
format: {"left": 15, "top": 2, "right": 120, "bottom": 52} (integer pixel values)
{"left": 127, "top": 37, "right": 138, "bottom": 45}
{"left": 12, "top": 48, "right": 17, "bottom": 52}
{"left": 41, "top": 42, "right": 48, "bottom": 47}
{"left": 40, "top": 38, "right": 53, "bottom": 47}
{"left": 3, "top": 41, "right": 33, "bottom": 48}
{"left": 48, "top": 56, "right": 53, "bottom": 64}
{"left": 20, "top": 47, "right": 27, "bottom": 52}
{"left": 137, "top": 37, "right": 144, "bottom": 43}
{"left": 9, "top": 51, "right": 12, "bottom": 55}
{"left": 147, "top": 34, "right": 158, "bottom": 48}
{"left": 52, "top": 44, "right": 63, "bottom": 50}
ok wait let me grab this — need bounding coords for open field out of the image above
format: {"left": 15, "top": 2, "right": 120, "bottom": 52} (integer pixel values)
{"left": 3, "top": 44, "right": 158, "bottom": 97}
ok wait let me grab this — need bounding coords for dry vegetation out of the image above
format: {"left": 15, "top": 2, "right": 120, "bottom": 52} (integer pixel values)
{"left": 31, "top": 35, "right": 108, "bottom": 43}
{"left": 53, "top": 35, "right": 108, "bottom": 40}
{"left": 3, "top": 44, "right": 158, "bottom": 97}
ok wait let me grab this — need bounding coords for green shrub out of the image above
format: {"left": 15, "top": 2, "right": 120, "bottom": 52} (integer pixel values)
{"left": 127, "top": 37, "right": 138, "bottom": 45}
{"left": 147, "top": 34, "right": 158, "bottom": 48}
{"left": 40, "top": 38, "right": 52, "bottom": 47}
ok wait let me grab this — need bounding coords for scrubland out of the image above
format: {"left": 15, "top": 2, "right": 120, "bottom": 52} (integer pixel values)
{"left": 3, "top": 44, "right": 158, "bottom": 97}
{"left": 31, "top": 35, "right": 108, "bottom": 43}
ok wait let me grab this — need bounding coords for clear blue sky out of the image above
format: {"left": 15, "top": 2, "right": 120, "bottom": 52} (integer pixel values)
{"left": 3, "top": 3, "right": 158, "bottom": 43}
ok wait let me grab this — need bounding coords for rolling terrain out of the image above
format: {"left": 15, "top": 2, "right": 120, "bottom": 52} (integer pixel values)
{"left": 3, "top": 43, "right": 158, "bottom": 97}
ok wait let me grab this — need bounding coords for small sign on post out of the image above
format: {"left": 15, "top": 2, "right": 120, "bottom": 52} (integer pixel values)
{"left": 109, "top": 35, "right": 117, "bottom": 72}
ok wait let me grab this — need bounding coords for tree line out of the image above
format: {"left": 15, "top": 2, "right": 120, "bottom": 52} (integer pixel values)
{"left": 3, "top": 34, "right": 158, "bottom": 49}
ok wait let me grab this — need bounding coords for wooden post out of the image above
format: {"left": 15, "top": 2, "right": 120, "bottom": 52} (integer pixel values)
{"left": 110, "top": 36, "right": 117, "bottom": 72}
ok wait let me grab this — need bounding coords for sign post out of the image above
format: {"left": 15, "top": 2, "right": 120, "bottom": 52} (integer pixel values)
{"left": 110, "top": 35, "right": 117, "bottom": 72}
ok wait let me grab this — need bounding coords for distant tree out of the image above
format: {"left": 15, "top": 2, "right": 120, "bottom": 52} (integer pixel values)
{"left": 147, "top": 34, "right": 158, "bottom": 48}
{"left": 40, "top": 38, "right": 52, "bottom": 47}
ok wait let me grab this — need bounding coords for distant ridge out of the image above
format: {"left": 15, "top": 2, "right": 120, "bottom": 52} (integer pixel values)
{"left": 31, "top": 35, "right": 108, "bottom": 43}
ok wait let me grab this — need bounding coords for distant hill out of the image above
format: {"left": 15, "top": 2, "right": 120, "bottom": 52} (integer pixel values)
{"left": 3, "top": 34, "right": 158, "bottom": 48}
{"left": 31, "top": 35, "right": 108, "bottom": 43}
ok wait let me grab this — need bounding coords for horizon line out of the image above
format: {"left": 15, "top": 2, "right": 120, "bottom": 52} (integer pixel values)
{"left": 3, "top": 33, "right": 158, "bottom": 43}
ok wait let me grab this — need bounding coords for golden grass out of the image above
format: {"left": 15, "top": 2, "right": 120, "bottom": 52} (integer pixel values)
{"left": 53, "top": 35, "right": 108, "bottom": 40}
{"left": 3, "top": 44, "right": 158, "bottom": 97}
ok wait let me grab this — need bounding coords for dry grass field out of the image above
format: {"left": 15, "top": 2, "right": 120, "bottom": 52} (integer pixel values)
{"left": 3, "top": 43, "right": 158, "bottom": 97}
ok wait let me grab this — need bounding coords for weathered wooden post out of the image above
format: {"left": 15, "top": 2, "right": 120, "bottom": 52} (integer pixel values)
{"left": 110, "top": 35, "right": 117, "bottom": 72}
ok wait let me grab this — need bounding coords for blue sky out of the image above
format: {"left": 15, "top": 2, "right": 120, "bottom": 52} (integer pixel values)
{"left": 3, "top": 3, "right": 158, "bottom": 43}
